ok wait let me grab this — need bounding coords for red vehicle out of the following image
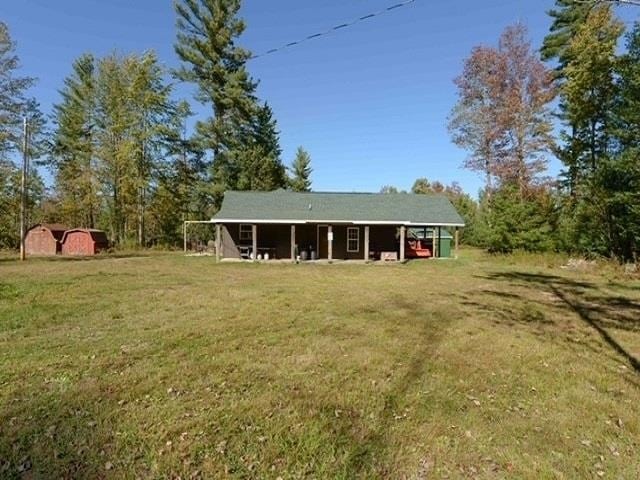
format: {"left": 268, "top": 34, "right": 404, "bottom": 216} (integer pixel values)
{"left": 405, "top": 237, "right": 432, "bottom": 258}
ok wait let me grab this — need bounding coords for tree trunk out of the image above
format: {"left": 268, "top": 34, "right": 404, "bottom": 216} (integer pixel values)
{"left": 485, "top": 157, "right": 493, "bottom": 202}
{"left": 137, "top": 126, "right": 147, "bottom": 247}
{"left": 113, "top": 180, "right": 119, "bottom": 244}
{"left": 138, "top": 185, "right": 145, "bottom": 247}
{"left": 590, "top": 119, "right": 597, "bottom": 172}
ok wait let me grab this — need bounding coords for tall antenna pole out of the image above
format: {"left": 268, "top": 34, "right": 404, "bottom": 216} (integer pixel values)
{"left": 20, "top": 117, "right": 28, "bottom": 261}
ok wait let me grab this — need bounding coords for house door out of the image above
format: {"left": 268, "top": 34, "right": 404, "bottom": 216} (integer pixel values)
{"left": 317, "top": 225, "right": 328, "bottom": 259}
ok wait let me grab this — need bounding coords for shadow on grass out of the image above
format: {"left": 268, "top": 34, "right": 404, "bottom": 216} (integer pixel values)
{"left": 483, "top": 271, "right": 640, "bottom": 373}
{"left": 0, "top": 387, "right": 120, "bottom": 479}
{"left": 310, "top": 296, "right": 449, "bottom": 477}
{"left": 0, "top": 292, "right": 449, "bottom": 478}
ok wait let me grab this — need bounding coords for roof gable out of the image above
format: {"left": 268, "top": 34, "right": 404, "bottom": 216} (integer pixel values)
{"left": 212, "top": 191, "right": 465, "bottom": 226}
{"left": 61, "top": 229, "right": 109, "bottom": 244}
{"left": 28, "top": 223, "right": 68, "bottom": 240}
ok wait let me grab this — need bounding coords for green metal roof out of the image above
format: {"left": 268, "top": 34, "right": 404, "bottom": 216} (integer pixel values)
{"left": 212, "top": 190, "right": 465, "bottom": 226}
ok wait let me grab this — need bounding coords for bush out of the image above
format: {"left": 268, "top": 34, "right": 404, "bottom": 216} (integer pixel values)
{"left": 478, "top": 185, "right": 557, "bottom": 253}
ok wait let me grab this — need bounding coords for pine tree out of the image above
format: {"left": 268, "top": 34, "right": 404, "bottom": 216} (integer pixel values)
{"left": 563, "top": 6, "right": 623, "bottom": 174}
{"left": 148, "top": 100, "right": 212, "bottom": 245}
{"left": 174, "top": 0, "right": 259, "bottom": 197}
{"left": 0, "top": 21, "right": 35, "bottom": 158}
{"left": 289, "top": 147, "right": 312, "bottom": 192}
{"left": 91, "top": 54, "right": 133, "bottom": 242}
{"left": 52, "top": 52, "right": 181, "bottom": 245}
{"left": 236, "top": 102, "right": 287, "bottom": 191}
{"left": 614, "top": 22, "right": 640, "bottom": 152}
{"left": 128, "top": 51, "right": 178, "bottom": 245}
{"left": 480, "top": 184, "right": 556, "bottom": 253}
{"left": 601, "top": 22, "right": 640, "bottom": 260}
{"left": 0, "top": 22, "right": 47, "bottom": 248}
{"left": 50, "top": 51, "right": 194, "bottom": 247}
{"left": 541, "top": 0, "right": 593, "bottom": 72}
{"left": 0, "top": 159, "right": 45, "bottom": 248}
{"left": 558, "top": 6, "right": 625, "bottom": 258}
{"left": 542, "top": 1, "right": 596, "bottom": 194}
{"left": 0, "top": 158, "right": 19, "bottom": 247}
{"left": 252, "top": 103, "right": 281, "bottom": 161}
{"left": 0, "top": 102, "right": 47, "bottom": 248}
{"left": 51, "top": 54, "right": 99, "bottom": 228}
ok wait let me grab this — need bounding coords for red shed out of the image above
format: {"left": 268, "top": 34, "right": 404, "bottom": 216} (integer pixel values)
{"left": 25, "top": 223, "right": 67, "bottom": 256}
{"left": 61, "top": 229, "right": 109, "bottom": 256}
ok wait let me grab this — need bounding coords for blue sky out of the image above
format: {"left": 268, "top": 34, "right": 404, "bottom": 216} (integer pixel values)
{"left": 2, "top": 1, "right": 638, "bottom": 195}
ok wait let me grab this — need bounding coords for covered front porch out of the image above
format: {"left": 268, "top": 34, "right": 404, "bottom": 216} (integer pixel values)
{"left": 214, "top": 222, "right": 460, "bottom": 262}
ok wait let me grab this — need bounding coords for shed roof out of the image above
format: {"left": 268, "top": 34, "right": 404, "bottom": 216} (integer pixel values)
{"left": 61, "top": 228, "right": 109, "bottom": 244}
{"left": 28, "top": 223, "right": 68, "bottom": 240}
{"left": 212, "top": 190, "right": 465, "bottom": 226}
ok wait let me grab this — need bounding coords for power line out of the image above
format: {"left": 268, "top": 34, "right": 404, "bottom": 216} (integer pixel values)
{"left": 574, "top": 0, "right": 640, "bottom": 7}
{"left": 602, "top": 0, "right": 640, "bottom": 6}
{"left": 249, "top": 0, "right": 418, "bottom": 60}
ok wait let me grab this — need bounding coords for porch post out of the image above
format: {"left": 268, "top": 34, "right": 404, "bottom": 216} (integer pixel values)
{"left": 327, "top": 225, "right": 333, "bottom": 261}
{"left": 252, "top": 224, "right": 258, "bottom": 261}
{"left": 215, "top": 223, "right": 221, "bottom": 262}
{"left": 183, "top": 221, "right": 187, "bottom": 253}
{"left": 364, "top": 225, "right": 370, "bottom": 261}
{"left": 438, "top": 226, "right": 441, "bottom": 258}
{"left": 399, "top": 225, "right": 406, "bottom": 261}
{"left": 432, "top": 227, "right": 437, "bottom": 259}
{"left": 455, "top": 227, "right": 459, "bottom": 256}
{"left": 290, "top": 224, "right": 296, "bottom": 261}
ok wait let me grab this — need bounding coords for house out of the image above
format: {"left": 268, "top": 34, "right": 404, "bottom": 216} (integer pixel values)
{"left": 25, "top": 224, "right": 68, "bottom": 256}
{"left": 61, "top": 229, "right": 109, "bottom": 256}
{"left": 211, "top": 190, "right": 465, "bottom": 261}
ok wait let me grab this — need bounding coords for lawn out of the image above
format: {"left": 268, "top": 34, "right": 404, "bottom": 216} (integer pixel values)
{"left": 1, "top": 250, "right": 639, "bottom": 479}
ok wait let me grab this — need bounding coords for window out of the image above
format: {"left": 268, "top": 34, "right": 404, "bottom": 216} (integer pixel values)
{"left": 347, "top": 227, "right": 360, "bottom": 252}
{"left": 239, "top": 224, "right": 253, "bottom": 242}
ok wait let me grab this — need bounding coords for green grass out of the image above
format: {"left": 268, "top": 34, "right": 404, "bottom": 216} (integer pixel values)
{"left": 1, "top": 250, "right": 639, "bottom": 479}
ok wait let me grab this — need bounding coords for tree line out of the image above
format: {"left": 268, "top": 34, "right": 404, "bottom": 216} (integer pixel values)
{"left": 380, "top": 1, "right": 639, "bottom": 261}
{"left": 0, "top": 0, "right": 313, "bottom": 249}
{"left": 445, "top": 1, "right": 639, "bottom": 261}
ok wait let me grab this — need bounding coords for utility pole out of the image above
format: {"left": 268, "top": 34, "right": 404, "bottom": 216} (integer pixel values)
{"left": 19, "top": 117, "right": 28, "bottom": 261}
